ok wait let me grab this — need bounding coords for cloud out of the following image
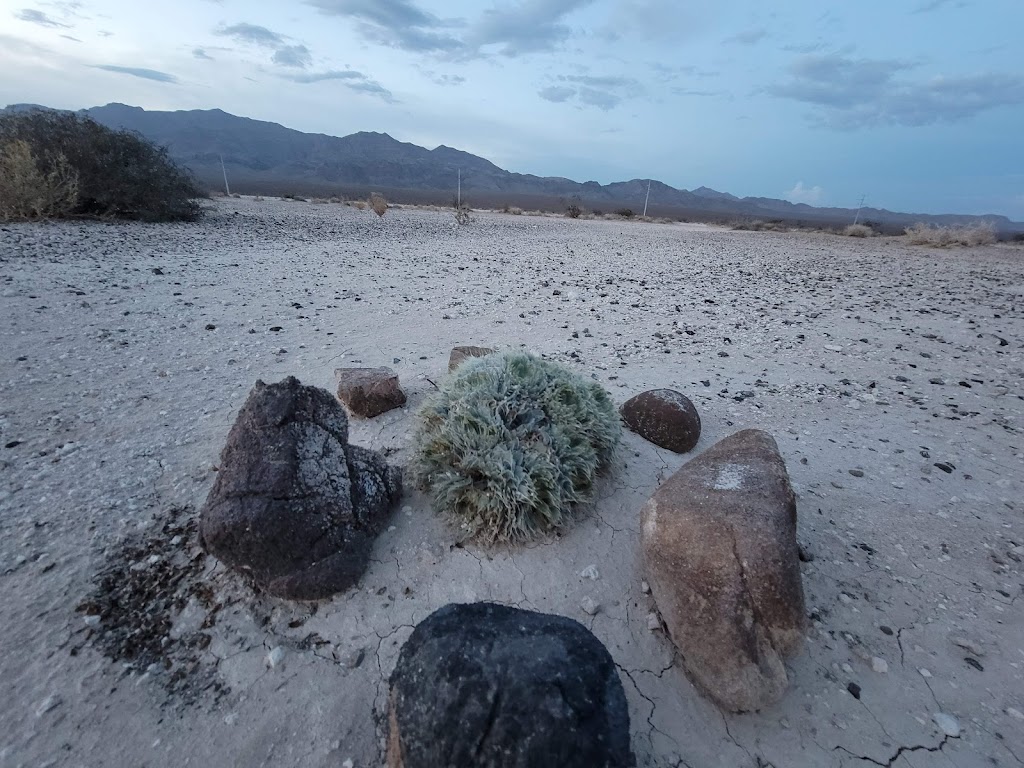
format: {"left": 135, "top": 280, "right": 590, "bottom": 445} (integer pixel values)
{"left": 785, "top": 182, "right": 824, "bottom": 204}
{"left": 193, "top": 47, "right": 213, "bottom": 60}
{"left": 280, "top": 68, "right": 396, "bottom": 101}
{"left": 726, "top": 27, "right": 767, "bottom": 45}
{"left": 305, "top": 0, "right": 463, "bottom": 52}
{"left": 538, "top": 73, "right": 641, "bottom": 111}
{"left": 92, "top": 64, "right": 179, "bottom": 83}
{"left": 59, "top": 34, "right": 81, "bottom": 42}
{"left": 215, "top": 22, "right": 287, "bottom": 47}
{"left": 272, "top": 44, "right": 312, "bottom": 68}
{"left": 769, "top": 54, "right": 1024, "bottom": 128}
{"left": 467, "top": 0, "right": 593, "bottom": 56}
{"left": 14, "top": 8, "right": 69, "bottom": 28}
{"left": 913, "top": 0, "right": 967, "bottom": 12}
{"left": 539, "top": 85, "right": 575, "bottom": 103}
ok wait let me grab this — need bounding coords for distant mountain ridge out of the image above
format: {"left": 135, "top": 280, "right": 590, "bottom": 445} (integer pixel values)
{"left": 4, "top": 102, "right": 1020, "bottom": 229}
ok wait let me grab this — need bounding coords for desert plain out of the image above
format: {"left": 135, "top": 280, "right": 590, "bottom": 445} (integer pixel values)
{"left": 1, "top": 197, "right": 1022, "bottom": 767}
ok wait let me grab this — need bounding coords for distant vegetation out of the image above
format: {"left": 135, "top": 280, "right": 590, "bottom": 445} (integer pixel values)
{"left": 0, "top": 109, "right": 205, "bottom": 223}
{"left": 369, "top": 192, "right": 388, "bottom": 217}
{"left": 904, "top": 221, "right": 996, "bottom": 247}
{"left": 842, "top": 223, "right": 875, "bottom": 237}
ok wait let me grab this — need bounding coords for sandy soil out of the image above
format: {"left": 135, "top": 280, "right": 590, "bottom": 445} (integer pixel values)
{"left": 1, "top": 198, "right": 1022, "bottom": 768}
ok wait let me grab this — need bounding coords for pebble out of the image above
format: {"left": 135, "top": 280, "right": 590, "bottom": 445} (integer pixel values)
{"left": 932, "top": 713, "right": 960, "bottom": 737}
{"left": 580, "top": 596, "right": 599, "bottom": 616}
{"left": 919, "top": 668, "right": 932, "bottom": 678}
{"left": 871, "top": 657, "right": 888, "bottom": 674}
{"left": 266, "top": 646, "right": 285, "bottom": 669}
{"left": 35, "top": 694, "right": 61, "bottom": 717}
{"left": 579, "top": 564, "right": 600, "bottom": 580}
{"left": 1007, "top": 707, "right": 1024, "bottom": 721}
{"left": 646, "top": 612, "right": 660, "bottom": 631}
{"left": 848, "top": 469, "right": 865, "bottom": 478}
{"left": 640, "top": 580, "right": 650, "bottom": 594}
{"left": 950, "top": 636, "right": 985, "bottom": 656}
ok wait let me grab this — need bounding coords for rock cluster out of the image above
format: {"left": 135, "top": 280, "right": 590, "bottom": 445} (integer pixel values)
{"left": 200, "top": 376, "right": 401, "bottom": 600}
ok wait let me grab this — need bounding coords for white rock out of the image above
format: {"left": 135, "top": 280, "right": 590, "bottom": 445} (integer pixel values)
{"left": 646, "top": 613, "right": 660, "bottom": 631}
{"left": 266, "top": 646, "right": 285, "bottom": 669}
{"left": 580, "top": 597, "right": 599, "bottom": 616}
{"left": 919, "top": 668, "right": 932, "bottom": 678}
{"left": 579, "top": 564, "right": 600, "bottom": 580}
{"left": 932, "top": 713, "right": 960, "bottom": 737}
{"left": 342, "top": 760, "right": 354, "bottom": 768}
{"left": 640, "top": 580, "right": 650, "bottom": 594}
{"left": 36, "top": 695, "right": 61, "bottom": 717}
{"left": 871, "top": 657, "right": 888, "bottom": 674}
{"left": 1006, "top": 707, "right": 1024, "bottom": 721}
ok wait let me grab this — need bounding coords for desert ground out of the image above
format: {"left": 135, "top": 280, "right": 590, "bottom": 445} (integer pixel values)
{"left": 1, "top": 198, "right": 1022, "bottom": 768}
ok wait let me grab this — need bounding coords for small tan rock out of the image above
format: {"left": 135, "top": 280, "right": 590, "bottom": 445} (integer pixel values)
{"left": 448, "top": 345, "right": 495, "bottom": 372}
{"left": 335, "top": 367, "right": 407, "bottom": 418}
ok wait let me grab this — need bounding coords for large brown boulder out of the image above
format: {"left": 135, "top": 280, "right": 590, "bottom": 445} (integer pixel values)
{"left": 335, "top": 367, "right": 406, "bottom": 418}
{"left": 620, "top": 389, "right": 701, "bottom": 453}
{"left": 641, "top": 429, "right": 805, "bottom": 711}
{"left": 388, "top": 603, "right": 635, "bottom": 768}
{"left": 200, "top": 377, "right": 401, "bottom": 600}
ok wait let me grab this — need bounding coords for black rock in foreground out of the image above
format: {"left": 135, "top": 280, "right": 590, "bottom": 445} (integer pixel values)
{"left": 387, "top": 602, "right": 635, "bottom": 768}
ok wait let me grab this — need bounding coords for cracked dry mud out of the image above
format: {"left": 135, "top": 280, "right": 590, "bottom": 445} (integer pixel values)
{"left": 1, "top": 198, "right": 1022, "bottom": 767}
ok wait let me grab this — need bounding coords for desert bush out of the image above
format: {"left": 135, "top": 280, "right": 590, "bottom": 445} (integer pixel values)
{"left": 0, "top": 109, "right": 203, "bottom": 221}
{"left": 732, "top": 219, "right": 786, "bottom": 232}
{"left": 413, "top": 351, "right": 621, "bottom": 543}
{"left": 352, "top": 200, "right": 366, "bottom": 210}
{"left": 616, "top": 208, "right": 635, "bottom": 219}
{"left": 369, "top": 192, "right": 388, "bottom": 217}
{"left": 905, "top": 221, "right": 996, "bottom": 247}
{"left": 843, "top": 223, "right": 874, "bottom": 237}
{"left": 0, "top": 139, "right": 79, "bottom": 221}
{"left": 508, "top": 206, "right": 523, "bottom": 215}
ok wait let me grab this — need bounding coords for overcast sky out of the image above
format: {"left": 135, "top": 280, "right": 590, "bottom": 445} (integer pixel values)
{"left": 2, "top": 0, "right": 1022, "bottom": 218}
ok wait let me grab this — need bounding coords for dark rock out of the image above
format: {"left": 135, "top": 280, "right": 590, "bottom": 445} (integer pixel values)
{"left": 849, "top": 468, "right": 865, "bottom": 478}
{"left": 620, "top": 389, "right": 701, "bottom": 453}
{"left": 448, "top": 345, "right": 496, "bottom": 372}
{"left": 847, "top": 682, "right": 861, "bottom": 699}
{"left": 335, "top": 367, "right": 407, "bottom": 418}
{"left": 934, "top": 462, "right": 955, "bottom": 474}
{"left": 200, "top": 377, "right": 401, "bottom": 600}
{"left": 641, "top": 429, "right": 806, "bottom": 712}
{"left": 387, "top": 602, "right": 634, "bottom": 768}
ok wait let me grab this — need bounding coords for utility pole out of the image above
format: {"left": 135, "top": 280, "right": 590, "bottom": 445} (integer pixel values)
{"left": 457, "top": 168, "right": 461, "bottom": 208}
{"left": 853, "top": 194, "right": 866, "bottom": 224}
{"left": 220, "top": 154, "right": 231, "bottom": 196}
{"left": 642, "top": 179, "right": 652, "bottom": 217}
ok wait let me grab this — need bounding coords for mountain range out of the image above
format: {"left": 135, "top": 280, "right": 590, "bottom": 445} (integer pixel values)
{"left": 5, "top": 102, "right": 1020, "bottom": 230}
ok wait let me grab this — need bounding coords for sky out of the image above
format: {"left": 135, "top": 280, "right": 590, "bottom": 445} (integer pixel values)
{"left": 2, "top": 0, "right": 1022, "bottom": 219}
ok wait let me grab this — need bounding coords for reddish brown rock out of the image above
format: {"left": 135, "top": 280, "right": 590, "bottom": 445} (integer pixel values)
{"left": 335, "top": 367, "right": 406, "bottom": 418}
{"left": 620, "top": 389, "right": 701, "bottom": 453}
{"left": 447, "top": 345, "right": 495, "bottom": 372}
{"left": 641, "top": 429, "right": 806, "bottom": 711}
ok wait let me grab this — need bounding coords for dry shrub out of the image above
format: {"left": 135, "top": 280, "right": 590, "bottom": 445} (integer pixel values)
{"left": 905, "top": 221, "right": 996, "bottom": 247}
{"left": 508, "top": 206, "right": 523, "bottom": 215}
{"left": 353, "top": 200, "right": 367, "bottom": 211}
{"left": 843, "top": 223, "right": 874, "bottom": 237}
{"left": 369, "top": 192, "right": 388, "bottom": 217}
{"left": 0, "top": 139, "right": 79, "bottom": 221}
{"left": 732, "top": 219, "right": 786, "bottom": 232}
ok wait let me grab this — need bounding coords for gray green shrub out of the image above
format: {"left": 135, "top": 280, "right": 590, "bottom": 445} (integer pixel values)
{"left": 414, "top": 351, "right": 621, "bottom": 543}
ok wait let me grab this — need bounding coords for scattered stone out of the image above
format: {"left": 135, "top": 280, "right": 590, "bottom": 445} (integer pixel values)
{"left": 871, "top": 657, "right": 888, "bottom": 674}
{"left": 267, "top": 646, "right": 285, "bottom": 669}
{"left": 641, "top": 428, "right": 806, "bottom": 712}
{"left": 1006, "top": 707, "right": 1024, "bottom": 721}
{"left": 334, "top": 367, "right": 407, "bottom": 418}
{"left": 847, "top": 682, "right": 861, "bottom": 699}
{"left": 934, "top": 462, "right": 955, "bottom": 474}
{"left": 387, "top": 602, "right": 635, "bottom": 767}
{"left": 447, "top": 345, "right": 495, "bottom": 372}
{"left": 580, "top": 564, "right": 600, "bottom": 580}
{"left": 647, "top": 612, "right": 661, "bottom": 631}
{"left": 933, "top": 713, "right": 960, "bottom": 738}
{"left": 620, "top": 389, "right": 701, "bottom": 453}
{"left": 640, "top": 580, "right": 650, "bottom": 594}
{"left": 919, "top": 668, "right": 933, "bottom": 678}
{"left": 848, "top": 468, "right": 865, "bottom": 478}
{"left": 964, "top": 657, "right": 984, "bottom": 671}
{"left": 200, "top": 377, "right": 402, "bottom": 600}
{"left": 35, "top": 694, "right": 61, "bottom": 717}
{"left": 338, "top": 647, "right": 365, "bottom": 669}
{"left": 580, "top": 596, "right": 600, "bottom": 616}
